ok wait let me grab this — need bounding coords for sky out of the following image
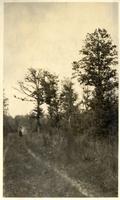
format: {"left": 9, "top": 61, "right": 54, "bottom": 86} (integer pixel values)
{"left": 4, "top": 2, "right": 118, "bottom": 117}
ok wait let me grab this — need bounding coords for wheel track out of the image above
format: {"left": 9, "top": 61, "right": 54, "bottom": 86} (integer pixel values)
{"left": 4, "top": 134, "right": 102, "bottom": 197}
{"left": 25, "top": 146, "right": 101, "bottom": 197}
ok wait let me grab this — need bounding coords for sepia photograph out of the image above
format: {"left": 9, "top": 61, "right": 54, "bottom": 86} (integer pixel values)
{"left": 3, "top": 2, "right": 118, "bottom": 197}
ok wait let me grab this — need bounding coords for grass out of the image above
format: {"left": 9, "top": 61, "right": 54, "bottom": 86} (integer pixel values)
{"left": 4, "top": 125, "right": 118, "bottom": 197}
{"left": 4, "top": 133, "right": 85, "bottom": 197}
{"left": 25, "top": 127, "right": 118, "bottom": 197}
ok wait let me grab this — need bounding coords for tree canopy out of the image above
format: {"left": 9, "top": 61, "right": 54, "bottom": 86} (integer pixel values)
{"left": 14, "top": 68, "right": 59, "bottom": 131}
{"left": 72, "top": 28, "right": 118, "bottom": 136}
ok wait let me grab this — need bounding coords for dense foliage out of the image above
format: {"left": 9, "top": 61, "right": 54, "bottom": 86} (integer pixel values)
{"left": 72, "top": 28, "right": 118, "bottom": 136}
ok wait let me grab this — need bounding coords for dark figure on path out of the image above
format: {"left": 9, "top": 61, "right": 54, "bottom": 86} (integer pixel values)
{"left": 18, "top": 126, "right": 23, "bottom": 137}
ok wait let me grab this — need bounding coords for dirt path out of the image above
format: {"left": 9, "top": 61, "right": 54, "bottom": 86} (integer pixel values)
{"left": 4, "top": 134, "right": 102, "bottom": 197}
{"left": 4, "top": 135, "right": 86, "bottom": 197}
{"left": 26, "top": 146, "right": 100, "bottom": 197}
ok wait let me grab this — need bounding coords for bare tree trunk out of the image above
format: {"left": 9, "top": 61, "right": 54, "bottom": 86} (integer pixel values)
{"left": 36, "top": 100, "right": 41, "bottom": 134}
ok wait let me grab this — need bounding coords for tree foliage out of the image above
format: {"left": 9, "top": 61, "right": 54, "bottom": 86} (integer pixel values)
{"left": 60, "top": 79, "right": 78, "bottom": 120}
{"left": 41, "top": 70, "right": 60, "bottom": 125}
{"left": 72, "top": 28, "right": 118, "bottom": 136}
{"left": 14, "top": 68, "right": 45, "bottom": 132}
{"left": 14, "top": 68, "right": 60, "bottom": 131}
{"left": 3, "top": 89, "right": 9, "bottom": 116}
{"left": 80, "top": 86, "right": 92, "bottom": 111}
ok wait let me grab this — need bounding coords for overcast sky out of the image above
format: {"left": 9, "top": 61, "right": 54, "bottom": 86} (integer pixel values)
{"left": 4, "top": 2, "right": 118, "bottom": 117}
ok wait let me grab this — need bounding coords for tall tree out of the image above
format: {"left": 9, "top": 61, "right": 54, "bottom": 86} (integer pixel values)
{"left": 72, "top": 28, "right": 118, "bottom": 135}
{"left": 3, "top": 89, "right": 9, "bottom": 116}
{"left": 41, "top": 70, "right": 60, "bottom": 126}
{"left": 60, "top": 79, "right": 78, "bottom": 123}
{"left": 14, "top": 68, "right": 44, "bottom": 133}
{"left": 3, "top": 90, "right": 10, "bottom": 135}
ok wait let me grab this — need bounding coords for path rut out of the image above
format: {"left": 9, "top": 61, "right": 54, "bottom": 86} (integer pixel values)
{"left": 4, "top": 134, "right": 101, "bottom": 197}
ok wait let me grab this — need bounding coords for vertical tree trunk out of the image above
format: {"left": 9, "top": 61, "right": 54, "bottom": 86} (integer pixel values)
{"left": 37, "top": 100, "right": 41, "bottom": 134}
{"left": 37, "top": 116, "right": 40, "bottom": 134}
